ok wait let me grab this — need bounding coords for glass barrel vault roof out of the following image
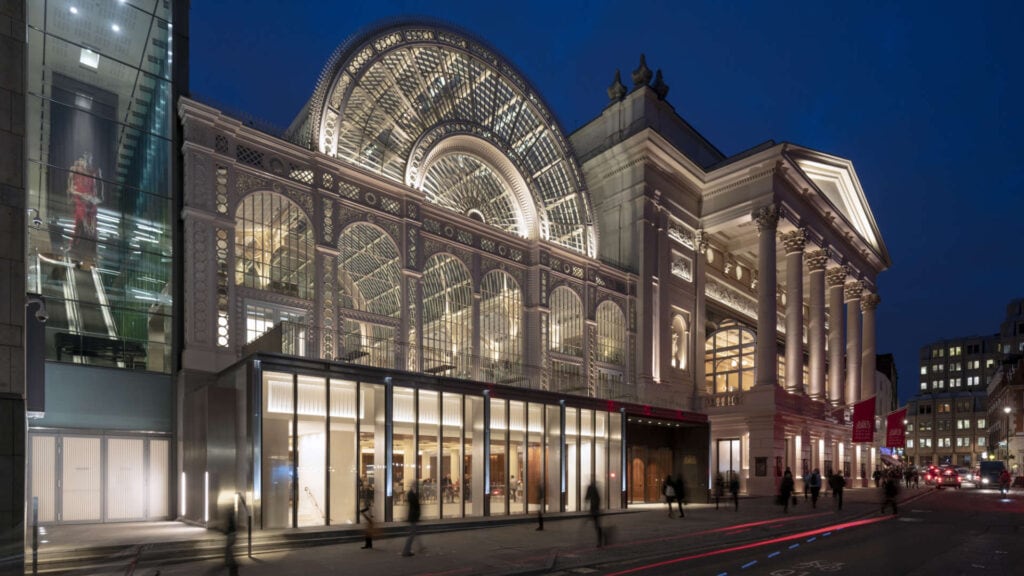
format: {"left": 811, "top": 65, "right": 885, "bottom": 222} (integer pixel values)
{"left": 303, "top": 21, "right": 596, "bottom": 256}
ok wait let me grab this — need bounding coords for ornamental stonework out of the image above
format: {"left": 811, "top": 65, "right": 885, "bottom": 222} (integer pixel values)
{"left": 806, "top": 249, "right": 829, "bottom": 272}
{"left": 826, "top": 266, "right": 848, "bottom": 287}
{"left": 754, "top": 204, "right": 779, "bottom": 232}
{"left": 844, "top": 280, "right": 864, "bottom": 302}
{"left": 781, "top": 229, "right": 807, "bottom": 254}
{"left": 861, "top": 293, "right": 881, "bottom": 311}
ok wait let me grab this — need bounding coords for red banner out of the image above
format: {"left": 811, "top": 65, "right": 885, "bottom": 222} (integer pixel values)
{"left": 852, "top": 396, "right": 876, "bottom": 443}
{"left": 886, "top": 408, "right": 908, "bottom": 448}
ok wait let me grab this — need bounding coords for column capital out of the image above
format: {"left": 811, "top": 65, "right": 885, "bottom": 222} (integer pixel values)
{"left": 844, "top": 280, "right": 864, "bottom": 302}
{"left": 807, "top": 249, "right": 829, "bottom": 271}
{"left": 754, "top": 204, "right": 779, "bottom": 232}
{"left": 781, "top": 229, "right": 808, "bottom": 254}
{"left": 826, "top": 266, "right": 848, "bottom": 287}
{"left": 861, "top": 293, "right": 881, "bottom": 311}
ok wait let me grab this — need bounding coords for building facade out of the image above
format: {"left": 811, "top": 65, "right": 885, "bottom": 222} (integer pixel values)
{"left": 985, "top": 298, "right": 1024, "bottom": 475}
{"left": 8, "top": 13, "right": 894, "bottom": 537}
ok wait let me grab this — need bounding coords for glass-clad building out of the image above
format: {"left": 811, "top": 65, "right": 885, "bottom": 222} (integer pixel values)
{"left": 23, "top": 0, "right": 185, "bottom": 525}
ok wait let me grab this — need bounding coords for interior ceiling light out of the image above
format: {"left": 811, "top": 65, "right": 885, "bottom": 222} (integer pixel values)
{"left": 69, "top": 6, "right": 78, "bottom": 14}
{"left": 79, "top": 47, "right": 99, "bottom": 69}
{"left": 111, "top": 23, "right": 121, "bottom": 32}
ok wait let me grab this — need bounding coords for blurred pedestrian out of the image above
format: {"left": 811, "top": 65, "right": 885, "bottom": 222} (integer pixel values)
{"left": 714, "top": 473, "right": 725, "bottom": 510}
{"left": 536, "top": 484, "right": 545, "bottom": 531}
{"left": 360, "top": 497, "right": 375, "bottom": 549}
{"left": 873, "top": 468, "right": 882, "bottom": 488}
{"left": 881, "top": 471, "right": 899, "bottom": 514}
{"left": 808, "top": 468, "right": 822, "bottom": 509}
{"left": 585, "top": 482, "right": 604, "bottom": 547}
{"left": 779, "top": 468, "right": 795, "bottom": 513}
{"left": 673, "top": 474, "right": 686, "bottom": 518}
{"left": 224, "top": 510, "right": 239, "bottom": 576}
{"left": 729, "top": 472, "right": 740, "bottom": 511}
{"left": 662, "top": 474, "right": 676, "bottom": 518}
{"left": 829, "top": 471, "right": 845, "bottom": 511}
{"left": 401, "top": 487, "right": 421, "bottom": 557}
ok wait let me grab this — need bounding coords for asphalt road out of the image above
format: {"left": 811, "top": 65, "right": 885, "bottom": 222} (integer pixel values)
{"left": 602, "top": 487, "right": 1024, "bottom": 576}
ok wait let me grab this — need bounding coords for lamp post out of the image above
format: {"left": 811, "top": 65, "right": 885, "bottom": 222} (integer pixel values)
{"left": 903, "top": 419, "right": 909, "bottom": 465}
{"left": 1004, "top": 406, "right": 1012, "bottom": 464}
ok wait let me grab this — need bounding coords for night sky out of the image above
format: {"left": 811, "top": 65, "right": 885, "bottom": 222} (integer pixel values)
{"left": 190, "top": 0, "right": 1024, "bottom": 405}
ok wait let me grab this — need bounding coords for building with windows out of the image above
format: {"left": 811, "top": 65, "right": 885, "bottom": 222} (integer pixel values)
{"left": 903, "top": 298, "right": 1024, "bottom": 468}
{"left": 5, "top": 12, "right": 894, "bottom": 541}
{"left": 985, "top": 298, "right": 1024, "bottom": 475}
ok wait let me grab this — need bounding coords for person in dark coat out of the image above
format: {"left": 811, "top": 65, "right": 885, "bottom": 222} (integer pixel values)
{"left": 585, "top": 482, "right": 604, "bottom": 547}
{"left": 401, "top": 487, "right": 421, "bottom": 557}
{"left": 881, "top": 471, "right": 900, "bottom": 515}
{"left": 662, "top": 474, "right": 677, "bottom": 518}
{"left": 807, "top": 468, "right": 822, "bottom": 509}
{"left": 779, "top": 468, "right": 795, "bottom": 513}
{"left": 536, "top": 484, "right": 545, "bottom": 531}
{"left": 673, "top": 475, "right": 686, "bottom": 518}
{"left": 714, "top": 473, "right": 725, "bottom": 510}
{"left": 728, "top": 472, "right": 740, "bottom": 511}
{"left": 829, "top": 471, "right": 845, "bottom": 511}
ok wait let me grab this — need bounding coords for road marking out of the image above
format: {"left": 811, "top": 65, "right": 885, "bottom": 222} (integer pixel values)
{"left": 822, "top": 532, "right": 832, "bottom": 537}
{"left": 768, "top": 551, "right": 780, "bottom": 558}
{"left": 788, "top": 544, "right": 800, "bottom": 549}
{"left": 806, "top": 537, "right": 816, "bottom": 543}
{"left": 741, "top": 560, "right": 757, "bottom": 569}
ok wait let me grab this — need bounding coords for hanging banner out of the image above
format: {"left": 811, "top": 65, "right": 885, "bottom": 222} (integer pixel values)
{"left": 852, "top": 396, "right": 876, "bottom": 443}
{"left": 886, "top": 407, "right": 908, "bottom": 448}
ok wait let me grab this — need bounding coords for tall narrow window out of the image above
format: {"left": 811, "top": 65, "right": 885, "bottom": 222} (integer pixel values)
{"left": 480, "top": 270, "right": 523, "bottom": 384}
{"left": 235, "top": 191, "right": 314, "bottom": 299}
{"left": 704, "top": 321, "right": 756, "bottom": 393}
{"left": 422, "top": 254, "right": 473, "bottom": 377}
{"left": 595, "top": 301, "right": 626, "bottom": 365}
{"left": 337, "top": 223, "right": 401, "bottom": 368}
{"left": 549, "top": 286, "right": 583, "bottom": 357}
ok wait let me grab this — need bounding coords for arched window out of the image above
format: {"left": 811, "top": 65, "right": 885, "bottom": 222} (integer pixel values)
{"left": 704, "top": 321, "right": 756, "bottom": 393}
{"left": 480, "top": 270, "right": 522, "bottom": 384}
{"left": 549, "top": 286, "right": 583, "bottom": 357}
{"left": 595, "top": 300, "right": 625, "bottom": 365}
{"left": 337, "top": 223, "right": 402, "bottom": 368}
{"left": 422, "top": 254, "right": 473, "bottom": 378}
{"left": 671, "top": 314, "right": 689, "bottom": 370}
{"left": 235, "top": 191, "right": 314, "bottom": 299}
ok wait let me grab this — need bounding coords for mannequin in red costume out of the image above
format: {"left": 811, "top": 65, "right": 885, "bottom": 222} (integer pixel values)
{"left": 67, "top": 151, "right": 102, "bottom": 267}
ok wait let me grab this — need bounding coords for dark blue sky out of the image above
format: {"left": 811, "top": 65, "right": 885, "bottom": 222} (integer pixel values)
{"left": 191, "top": 0, "right": 1024, "bottom": 405}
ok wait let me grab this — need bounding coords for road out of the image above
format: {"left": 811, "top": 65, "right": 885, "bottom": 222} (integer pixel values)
{"left": 600, "top": 487, "right": 1023, "bottom": 576}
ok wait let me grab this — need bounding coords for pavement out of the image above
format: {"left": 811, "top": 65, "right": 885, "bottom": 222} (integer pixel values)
{"left": 28, "top": 483, "right": 939, "bottom": 575}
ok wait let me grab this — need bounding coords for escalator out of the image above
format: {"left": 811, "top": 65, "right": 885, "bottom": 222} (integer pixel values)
{"left": 37, "top": 253, "right": 141, "bottom": 368}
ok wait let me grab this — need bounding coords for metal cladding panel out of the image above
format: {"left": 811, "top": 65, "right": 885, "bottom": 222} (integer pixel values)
{"left": 62, "top": 437, "right": 101, "bottom": 522}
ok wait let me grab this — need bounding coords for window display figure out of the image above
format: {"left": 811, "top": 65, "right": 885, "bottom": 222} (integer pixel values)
{"left": 68, "top": 151, "right": 102, "bottom": 268}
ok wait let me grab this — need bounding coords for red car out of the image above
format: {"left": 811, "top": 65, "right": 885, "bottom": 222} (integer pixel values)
{"left": 922, "top": 465, "right": 942, "bottom": 486}
{"left": 935, "top": 466, "right": 961, "bottom": 489}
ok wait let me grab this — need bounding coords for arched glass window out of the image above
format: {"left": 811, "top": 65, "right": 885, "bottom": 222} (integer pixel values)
{"left": 235, "top": 191, "right": 314, "bottom": 299}
{"left": 422, "top": 254, "right": 473, "bottom": 378}
{"left": 337, "top": 223, "right": 402, "bottom": 368}
{"left": 549, "top": 286, "right": 583, "bottom": 357}
{"left": 480, "top": 270, "right": 523, "bottom": 384}
{"left": 595, "top": 300, "right": 625, "bottom": 365}
{"left": 704, "top": 321, "right": 756, "bottom": 393}
{"left": 671, "top": 314, "right": 689, "bottom": 370}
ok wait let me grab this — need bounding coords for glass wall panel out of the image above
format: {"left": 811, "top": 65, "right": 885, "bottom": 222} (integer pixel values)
{"left": 329, "top": 379, "right": 357, "bottom": 525}
{"left": 565, "top": 408, "right": 578, "bottom": 512}
{"left": 442, "top": 393, "right": 463, "bottom": 518}
{"left": 608, "top": 412, "right": 622, "bottom": 510}
{"left": 392, "top": 386, "right": 416, "bottom": 518}
{"left": 527, "top": 403, "right": 545, "bottom": 516}
{"left": 595, "top": 411, "right": 608, "bottom": 509}
{"left": 418, "top": 390, "right": 440, "bottom": 520}
{"left": 262, "top": 371, "right": 293, "bottom": 529}
{"left": 580, "top": 409, "right": 594, "bottom": 503}
{"left": 358, "top": 383, "right": 386, "bottom": 523}
{"left": 545, "top": 405, "right": 562, "bottom": 513}
{"left": 508, "top": 400, "right": 526, "bottom": 515}
{"left": 422, "top": 255, "right": 473, "bottom": 378}
{"left": 295, "top": 376, "right": 326, "bottom": 527}
{"left": 489, "top": 398, "right": 508, "bottom": 516}
{"left": 465, "top": 396, "right": 484, "bottom": 517}
{"left": 549, "top": 287, "right": 583, "bottom": 357}
{"left": 595, "top": 301, "right": 626, "bottom": 365}
{"left": 480, "top": 271, "right": 523, "bottom": 385}
{"left": 235, "top": 191, "right": 315, "bottom": 300}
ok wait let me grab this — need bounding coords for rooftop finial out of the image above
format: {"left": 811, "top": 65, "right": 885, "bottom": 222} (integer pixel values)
{"left": 607, "top": 69, "right": 627, "bottom": 103}
{"left": 652, "top": 69, "right": 669, "bottom": 100}
{"left": 631, "top": 54, "right": 652, "bottom": 88}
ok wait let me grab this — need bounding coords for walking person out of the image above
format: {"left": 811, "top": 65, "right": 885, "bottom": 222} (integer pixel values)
{"left": 401, "top": 486, "right": 421, "bottom": 557}
{"left": 585, "top": 482, "right": 604, "bottom": 547}
{"left": 729, "top": 472, "right": 740, "bottom": 511}
{"left": 808, "top": 468, "right": 822, "bottom": 509}
{"left": 829, "top": 471, "right": 845, "bottom": 511}
{"left": 360, "top": 496, "right": 375, "bottom": 549}
{"left": 881, "top": 472, "right": 900, "bottom": 515}
{"left": 536, "top": 484, "right": 545, "bottom": 531}
{"left": 673, "top": 474, "right": 686, "bottom": 518}
{"left": 779, "top": 468, "right": 795, "bottom": 513}
{"left": 223, "top": 509, "right": 239, "bottom": 576}
{"left": 714, "top": 473, "right": 725, "bottom": 510}
{"left": 662, "top": 474, "right": 676, "bottom": 518}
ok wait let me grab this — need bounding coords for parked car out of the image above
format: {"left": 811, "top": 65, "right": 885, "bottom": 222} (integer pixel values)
{"left": 935, "top": 466, "right": 961, "bottom": 489}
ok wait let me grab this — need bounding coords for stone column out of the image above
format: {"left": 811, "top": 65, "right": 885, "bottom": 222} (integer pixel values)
{"left": 782, "top": 229, "right": 807, "bottom": 394}
{"left": 754, "top": 205, "right": 779, "bottom": 388}
{"left": 844, "top": 281, "right": 863, "bottom": 405}
{"left": 807, "top": 250, "right": 829, "bottom": 401}
{"left": 861, "top": 293, "right": 880, "bottom": 402}
{"left": 826, "top": 266, "right": 847, "bottom": 406}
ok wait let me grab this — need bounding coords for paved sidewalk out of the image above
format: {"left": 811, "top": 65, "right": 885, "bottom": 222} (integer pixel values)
{"left": 49, "top": 484, "right": 934, "bottom": 576}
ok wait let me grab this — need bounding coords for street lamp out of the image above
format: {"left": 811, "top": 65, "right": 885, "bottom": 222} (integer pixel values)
{"left": 1004, "top": 406, "right": 1013, "bottom": 463}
